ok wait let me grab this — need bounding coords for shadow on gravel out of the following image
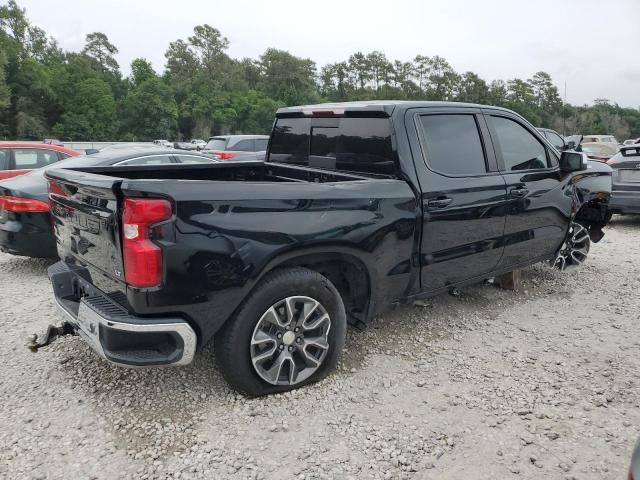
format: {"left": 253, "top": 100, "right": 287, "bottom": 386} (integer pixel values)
{"left": 0, "top": 255, "right": 55, "bottom": 277}
{"left": 609, "top": 214, "right": 640, "bottom": 228}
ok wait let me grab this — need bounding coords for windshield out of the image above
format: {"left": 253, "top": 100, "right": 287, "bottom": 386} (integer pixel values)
{"left": 581, "top": 144, "right": 613, "bottom": 156}
{"left": 205, "top": 138, "right": 227, "bottom": 150}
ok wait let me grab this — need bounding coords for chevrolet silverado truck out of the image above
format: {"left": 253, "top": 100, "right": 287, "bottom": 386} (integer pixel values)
{"left": 39, "top": 101, "right": 612, "bottom": 396}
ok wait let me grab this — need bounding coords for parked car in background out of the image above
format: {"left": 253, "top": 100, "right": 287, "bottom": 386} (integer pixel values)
{"left": 606, "top": 144, "right": 640, "bottom": 217}
{"left": 581, "top": 142, "right": 617, "bottom": 163}
{"left": 99, "top": 143, "right": 163, "bottom": 152}
{"left": 0, "top": 149, "right": 217, "bottom": 259}
{"left": 537, "top": 128, "right": 568, "bottom": 151}
{"left": 173, "top": 141, "right": 195, "bottom": 151}
{"left": 153, "top": 139, "right": 173, "bottom": 148}
{"left": 582, "top": 135, "right": 619, "bottom": 152}
{"left": 42, "top": 101, "right": 611, "bottom": 395}
{"left": 43, "top": 138, "right": 64, "bottom": 146}
{"left": 202, "top": 134, "right": 269, "bottom": 161}
{"left": 0, "top": 143, "right": 81, "bottom": 180}
{"left": 622, "top": 137, "right": 640, "bottom": 146}
{"left": 190, "top": 139, "right": 207, "bottom": 150}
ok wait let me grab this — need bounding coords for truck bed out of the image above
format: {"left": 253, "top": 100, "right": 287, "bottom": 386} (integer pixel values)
{"left": 48, "top": 161, "right": 373, "bottom": 184}
{"left": 45, "top": 160, "right": 418, "bottom": 346}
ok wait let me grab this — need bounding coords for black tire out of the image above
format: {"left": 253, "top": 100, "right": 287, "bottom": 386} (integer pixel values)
{"left": 214, "top": 267, "right": 346, "bottom": 396}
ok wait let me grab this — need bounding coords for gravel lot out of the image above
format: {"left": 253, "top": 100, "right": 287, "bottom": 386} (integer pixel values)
{"left": 1, "top": 216, "right": 639, "bottom": 480}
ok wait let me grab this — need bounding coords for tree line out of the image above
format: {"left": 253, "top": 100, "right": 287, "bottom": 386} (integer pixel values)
{"left": 1, "top": 0, "right": 638, "bottom": 142}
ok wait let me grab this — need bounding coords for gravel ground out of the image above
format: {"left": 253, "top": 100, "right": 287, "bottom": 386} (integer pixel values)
{"left": 1, "top": 216, "right": 639, "bottom": 480}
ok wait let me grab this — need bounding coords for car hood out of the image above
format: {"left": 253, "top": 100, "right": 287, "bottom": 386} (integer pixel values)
{"left": 586, "top": 160, "right": 613, "bottom": 174}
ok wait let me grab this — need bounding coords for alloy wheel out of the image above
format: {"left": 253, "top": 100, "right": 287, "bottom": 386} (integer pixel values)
{"left": 250, "top": 296, "right": 331, "bottom": 386}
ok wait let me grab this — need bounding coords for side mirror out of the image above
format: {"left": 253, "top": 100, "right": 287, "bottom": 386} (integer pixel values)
{"left": 565, "top": 140, "right": 576, "bottom": 151}
{"left": 84, "top": 149, "right": 99, "bottom": 155}
{"left": 560, "top": 151, "right": 587, "bottom": 172}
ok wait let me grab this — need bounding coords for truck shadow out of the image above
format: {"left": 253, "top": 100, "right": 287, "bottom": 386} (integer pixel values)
{"left": 0, "top": 254, "right": 55, "bottom": 277}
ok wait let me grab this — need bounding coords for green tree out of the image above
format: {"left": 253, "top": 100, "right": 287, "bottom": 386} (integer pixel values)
{"left": 426, "top": 56, "right": 459, "bottom": 100}
{"left": 53, "top": 78, "right": 117, "bottom": 140}
{"left": 257, "top": 48, "right": 318, "bottom": 106}
{"left": 0, "top": 51, "right": 10, "bottom": 110}
{"left": 231, "top": 90, "right": 282, "bottom": 134}
{"left": 457, "top": 72, "right": 489, "bottom": 104}
{"left": 120, "top": 76, "right": 177, "bottom": 139}
{"left": 82, "top": 32, "right": 119, "bottom": 75}
{"left": 130, "top": 58, "right": 156, "bottom": 86}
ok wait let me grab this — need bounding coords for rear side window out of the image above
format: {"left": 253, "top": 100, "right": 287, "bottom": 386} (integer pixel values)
{"left": 13, "top": 148, "right": 59, "bottom": 169}
{"left": 269, "top": 117, "right": 396, "bottom": 175}
{"left": 255, "top": 138, "right": 268, "bottom": 151}
{"left": 228, "top": 139, "right": 255, "bottom": 152}
{"left": 491, "top": 117, "right": 548, "bottom": 171}
{"left": 0, "top": 149, "right": 8, "bottom": 170}
{"left": 205, "top": 138, "right": 228, "bottom": 150}
{"left": 175, "top": 155, "right": 215, "bottom": 164}
{"left": 419, "top": 114, "right": 487, "bottom": 176}
{"left": 117, "top": 155, "right": 173, "bottom": 166}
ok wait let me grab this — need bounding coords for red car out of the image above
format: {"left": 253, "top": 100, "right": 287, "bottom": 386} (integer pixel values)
{"left": 0, "top": 143, "right": 81, "bottom": 180}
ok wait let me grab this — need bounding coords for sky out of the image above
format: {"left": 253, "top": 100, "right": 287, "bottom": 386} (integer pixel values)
{"left": 17, "top": 0, "right": 640, "bottom": 108}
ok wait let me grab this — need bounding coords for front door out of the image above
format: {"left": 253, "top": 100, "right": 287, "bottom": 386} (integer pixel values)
{"left": 407, "top": 108, "right": 508, "bottom": 293}
{"left": 483, "top": 112, "right": 572, "bottom": 268}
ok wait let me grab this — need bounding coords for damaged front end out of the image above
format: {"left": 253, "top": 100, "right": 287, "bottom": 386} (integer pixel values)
{"left": 552, "top": 160, "right": 612, "bottom": 271}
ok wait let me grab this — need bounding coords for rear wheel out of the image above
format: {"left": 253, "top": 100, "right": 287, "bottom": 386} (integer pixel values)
{"left": 214, "top": 268, "right": 346, "bottom": 396}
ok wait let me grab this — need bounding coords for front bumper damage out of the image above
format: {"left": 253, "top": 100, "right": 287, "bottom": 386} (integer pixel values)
{"left": 30, "top": 261, "right": 197, "bottom": 367}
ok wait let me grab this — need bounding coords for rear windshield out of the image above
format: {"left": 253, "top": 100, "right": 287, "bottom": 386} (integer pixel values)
{"left": 205, "top": 138, "right": 228, "bottom": 150}
{"left": 268, "top": 117, "right": 396, "bottom": 176}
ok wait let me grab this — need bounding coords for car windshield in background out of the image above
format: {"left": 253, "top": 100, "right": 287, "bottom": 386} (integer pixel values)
{"left": 205, "top": 138, "right": 227, "bottom": 150}
{"left": 582, "top": 144, "right": 612, "bottom": 156}
{"left": 269, "top": 117, "right": 396, "bottom": 175}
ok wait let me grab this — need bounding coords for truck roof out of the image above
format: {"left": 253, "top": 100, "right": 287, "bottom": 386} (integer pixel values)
{"left": 276, "top": 101, "right": 512, "bottom": 117}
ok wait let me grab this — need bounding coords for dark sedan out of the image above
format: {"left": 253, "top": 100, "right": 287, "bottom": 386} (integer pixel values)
{"left": 607, "top": 144, "right": 640, "bottom": 216}
{"left": 0, "top": 149, "right": 217, "bottom": 258}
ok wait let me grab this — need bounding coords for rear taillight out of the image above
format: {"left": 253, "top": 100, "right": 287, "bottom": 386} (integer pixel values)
{"left": 122, "top": 197, "right": 172, "bottom": 288}
{"left": 216, "top": 152, "right": 236, "bottom": 160}
{"left": 0, "top": 195, "right": 49, "bottom": 212}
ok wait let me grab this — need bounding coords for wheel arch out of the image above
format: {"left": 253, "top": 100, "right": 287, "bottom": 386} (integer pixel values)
{"left": 253, "top": 247, "right": 375, "bottom": 327}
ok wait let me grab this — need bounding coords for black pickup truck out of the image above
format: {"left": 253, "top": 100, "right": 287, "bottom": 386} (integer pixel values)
{"left": 41, "top": 101, "right": 611, "bottom": 395}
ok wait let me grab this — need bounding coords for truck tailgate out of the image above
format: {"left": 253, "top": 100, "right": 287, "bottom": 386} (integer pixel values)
{"left": 47, "top": 169, "right": 125, "bottom": 282}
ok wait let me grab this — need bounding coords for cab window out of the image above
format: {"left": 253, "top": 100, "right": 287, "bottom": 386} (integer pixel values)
{"left": 491, "top": 117, "right": 549, "bottom": 171}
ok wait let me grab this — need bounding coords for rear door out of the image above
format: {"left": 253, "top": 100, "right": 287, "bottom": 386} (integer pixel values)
{"left": 408, "top": 107, "right": 508, "bottom": 292}
{"left": 484, "top": 111, "right": 571, "bottom": 268}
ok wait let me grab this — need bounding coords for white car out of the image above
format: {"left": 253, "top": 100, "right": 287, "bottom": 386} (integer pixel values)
{"left": 190, "top": 139, "right": 207, "bottom": 150}
{"left": 582, "top": 135, "right": 619, "bottom": 152}
{"left": 153, "top": 139, "right": 173, "bottom": 148}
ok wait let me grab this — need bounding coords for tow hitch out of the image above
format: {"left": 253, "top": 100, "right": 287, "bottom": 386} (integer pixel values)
{"left": 27, "top": 322, "right": 76, "bottom": 352}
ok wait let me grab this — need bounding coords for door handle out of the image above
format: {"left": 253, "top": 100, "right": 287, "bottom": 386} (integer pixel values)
{"left": 427, "top": 197, "right": 453, "bottom": 208}
{"left": 510, "top": 187, "right": 529, "bottom": 198}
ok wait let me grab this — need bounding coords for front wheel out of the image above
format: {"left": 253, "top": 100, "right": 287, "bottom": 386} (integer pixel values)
{"left": 214, "top": 268, "right": 346, "bottom": 396}
{"left": 552, "top": 222, "right": 591, "bottom": 272}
